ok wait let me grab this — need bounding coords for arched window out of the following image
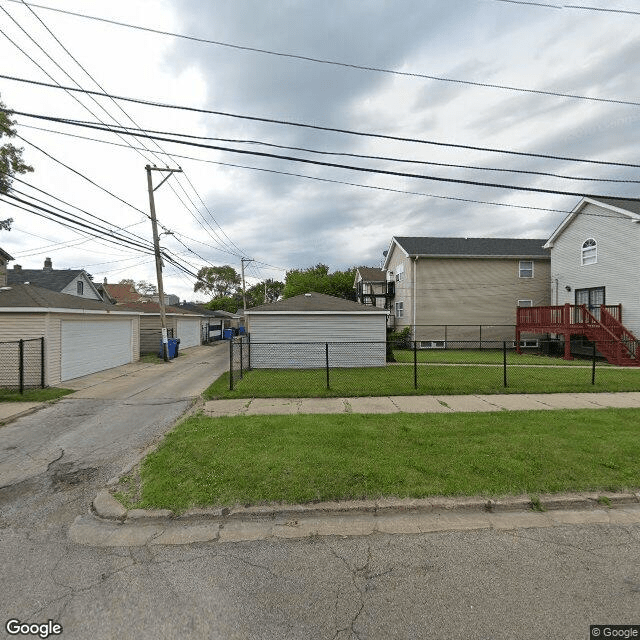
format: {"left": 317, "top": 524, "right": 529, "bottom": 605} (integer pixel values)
{"left": 581, "top": 238, "right": 597, "bottom": 265}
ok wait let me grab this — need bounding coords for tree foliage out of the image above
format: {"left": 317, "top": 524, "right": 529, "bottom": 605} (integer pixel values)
{"left": 282, "top": 264, "right": 357, "bottom": 300}
{"left": 1, "top": 96, "right": 33, "bottom": 197}
{"left": 194, "top": 265, "right": 241, "bottom": 297}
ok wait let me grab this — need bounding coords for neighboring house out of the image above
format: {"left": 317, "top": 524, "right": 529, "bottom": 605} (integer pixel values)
{"left": 115, "top": 301, "right": 203, "bottom": 353}
{"left": 7, "top": 257, "right": 104, "bottom": 301}
{"left": 99, "top": 280, "right": 148, "bottom": 304}
{"left": 383, "top": 236, "right": 550, "bottom": 344}
{"left": 517, "top": 196, "right": 640, "bottom": 365}
{"left": 353, "top": 267, "right": 394, "bottom": 308}
{"left": 244, "top": 292, "right": 388, "bottom": 368}
{"left": 177, "top": 302, "right": 239, "bottom": 341}
{"left": 0, "top": 248, "right": 13, "bottom": 286}
{"left": 152, "top": 293, "right": 180, "bottom": 306}
{"left": 0, "top": 284, "right": 140, "bottom": 385}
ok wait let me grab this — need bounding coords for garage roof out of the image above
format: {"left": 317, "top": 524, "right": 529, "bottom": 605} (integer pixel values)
{"left": 246, "top": 292, "right": 388, "bottom": 314}
{"left": 0, "top": 284, "right": 137, "bottom": 313}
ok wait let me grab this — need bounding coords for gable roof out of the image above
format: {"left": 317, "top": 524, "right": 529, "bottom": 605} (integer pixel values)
{"left": 0, "top": 284, "right": 135, "bottom": 313}
{"left": 8, "top": 267, "right": 85, "bottom": 290}
{"left": 245, "top": 292, "right": 388, "bottom": 314}
{"left": 386, "top": 237, "right": 549, "bottom": 266}
{"left": 101, "top": 282, "right": 145, "bottom": 303}
{"left": 177, "top": 302, "right": 233, "bottom": 317}
{"left": 0, "top": 248, "right": 13, "bottom": 262}
{"left": 544, "top": 196, "right": 640, "bottom": 248}
{"left": 355, "top": 267, "right": 387, "bottom": 282}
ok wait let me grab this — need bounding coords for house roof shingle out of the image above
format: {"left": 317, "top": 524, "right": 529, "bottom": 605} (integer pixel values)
{"left": 392, "top": 237, "right": 550, "bottom": 257}
{"left": 114, "top": 301, "right": 201, "bottom": 315}
{"left": 245, "top": 292, "right": 387, "bottom": 313}
{"left": 588, "top": 197, "right": 640, "bottom": 216}
{"left": 7, "top": 268, "right": 87, "bottom": 291}
{"left": 0, "top": 284, "right": 130, "bottom": 311}
{"left": 101, "top": 283, "right": 143, "bottom": 303}
{"left": 356, "top": 267, "right": 387, "bottom": 282}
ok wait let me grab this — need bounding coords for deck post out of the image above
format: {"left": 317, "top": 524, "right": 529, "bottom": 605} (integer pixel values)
{"left": 563, "top": 333, "right": 573, "bottom": 360}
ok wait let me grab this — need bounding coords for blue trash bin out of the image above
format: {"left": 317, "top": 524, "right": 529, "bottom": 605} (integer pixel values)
{"left": 159, "top": 339, "right": 178, "bottom": 359}
{"left": 223, "top": 329, "right": 234, "bottom": 340}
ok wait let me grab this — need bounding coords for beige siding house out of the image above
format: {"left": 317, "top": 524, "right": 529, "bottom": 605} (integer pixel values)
{"left": 0, "top": 284, "right": 140, "bottom": 386}
{"left": 353, "top": 267, "right": 394, "bottom": 308}
{"left": 544, "top": 196, "right": 640, "bottom": 338}
{"left": 245, "top": 292, "right": 388, "bottom": 368}
{"left": 383, "top": 237, "right": 550, "bottom": 343}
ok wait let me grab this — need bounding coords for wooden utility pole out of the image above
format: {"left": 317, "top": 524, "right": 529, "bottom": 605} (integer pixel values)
{"left": 241, "top": 257, "right": 254, "bottom": 311}
{"left": 145, "top": 165, "right": 182, "bottom": 361}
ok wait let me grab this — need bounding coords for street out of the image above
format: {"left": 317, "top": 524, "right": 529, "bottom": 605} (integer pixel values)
{"left": 1, "top": 343, "right": 639, "bottom": 639}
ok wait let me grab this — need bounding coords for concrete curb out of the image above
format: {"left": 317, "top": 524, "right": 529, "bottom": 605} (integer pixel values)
{"left": 93, "top": 490, "right": 640, "bottom": 524}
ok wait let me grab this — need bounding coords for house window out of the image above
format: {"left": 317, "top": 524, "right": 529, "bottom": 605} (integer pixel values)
{"left": 395, "top": 301, "right": 404, "bottom": 318}
{"left": 582, "top": 238, "right": 597, "bottom": 265}
{"left": 517, "top": 300, "right": 533, "bottom": 307}
{"left": 76, "top": 281, "right": 84, "bottom": 295}
{"left": 519, "top": 261, "right": 533, "bottom": 278}
{"left": 395, "top": 264, "right": 405, "bottom": 282}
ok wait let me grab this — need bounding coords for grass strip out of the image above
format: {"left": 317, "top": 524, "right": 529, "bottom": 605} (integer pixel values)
{"left": 0, "top": 387, "right": 73, "bottom": 402}
{"left": 204, "top": 365, "right": 640, "bottom": 400}
{"left": 128, "top": 408, "right": 640, "bottom": 512}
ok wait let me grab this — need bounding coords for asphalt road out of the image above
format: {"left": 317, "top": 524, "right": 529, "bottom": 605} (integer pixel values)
{"left": 1, "top": 344, "right": 639, "bottom": 639}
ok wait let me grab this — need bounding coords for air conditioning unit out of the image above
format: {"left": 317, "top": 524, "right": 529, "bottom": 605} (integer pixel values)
{"left": 513, "top": 339, "right": 539, "bottom": 348}
{"left": 420, "top": 340, "right": 446, "bottom": 349}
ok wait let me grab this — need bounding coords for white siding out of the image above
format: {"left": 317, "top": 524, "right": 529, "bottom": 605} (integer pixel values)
{"left": 60, "top": 274, "right": 102, "bottom": 300}
{"left": 61, "top": 319, "right": 134, "bottom": 380}
{"left": 550, "top": 203, "right": 640, "bottom": 336}
{"left": 248, "top": 313, "right": 387, "bottom": 368}
{"left": 176, "top": 317, "right": 201, "bottom": 348}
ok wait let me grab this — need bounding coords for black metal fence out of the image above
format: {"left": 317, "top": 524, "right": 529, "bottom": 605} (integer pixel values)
{"left": 0, "top": 338, "right": 45, "bottom": 392}
{"left": 228, "top": 335, "right": 640, "bottom": 394}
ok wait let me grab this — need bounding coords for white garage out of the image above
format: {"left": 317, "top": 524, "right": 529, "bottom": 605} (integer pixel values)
{"left": 176, "top": 317, "right": 201, "bottom": 349}
{"left": 0, "top": 284, "right": 141, "bottom": 386}
{"left": 245, "top": 292, "right": 389, "bottom": 368}
{"left": 61, "top": 319, "right": 133, "bottom": 381}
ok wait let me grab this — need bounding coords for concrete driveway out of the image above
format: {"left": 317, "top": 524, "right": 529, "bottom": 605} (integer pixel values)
{"left": 0, "top": 343, "right": 229, "bottom": 488}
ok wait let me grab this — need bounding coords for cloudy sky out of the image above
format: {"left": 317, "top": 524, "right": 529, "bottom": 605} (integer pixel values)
{"left": 0, "top": 0, "right": 638, "bottom": 301}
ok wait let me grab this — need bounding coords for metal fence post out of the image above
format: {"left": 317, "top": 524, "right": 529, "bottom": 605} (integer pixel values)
{"left": 503, "top": 341, "right": 507, "bottom": 388}
{"left": 325, "top": 342, "right": 330, "bottom": 390}
{"left": 19, "top": 339, "right": 24, "bottom": 394}
{"left": 479, "top": 325, "right": 482, "bottom": 350}
{"left": 592, "top": 342, "right": 596, "bottom": 385}
{"left": 229, "top": 338, "right": 234, "bottom": 391}
{"left": 247, "top": 333, "right": 251, "bottom": 370}
{"left": 413, "top": 340, "right": 418, "bottom": 389}
{"left": 239, "top": 337, "right": 243, "bottom": 379}
{"left": 40, "top": 337, "right": 45, "bottom": 388}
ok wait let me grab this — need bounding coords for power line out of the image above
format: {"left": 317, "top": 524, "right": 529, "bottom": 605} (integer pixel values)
{"left": 492, "top": 0, "right": 640, "bottom": 15}
{"left": 7, "top": 109, "right": 637, "bottom": 199}
{"left": 3, "top": 77, "right": 640, "bottom": 168}
{"left": 16, "top": 121, "right": 575, "bottom": 214}
{"left": 18, "top": 119, "right": 640, "bottom": 184}
{"left": 5, "top": 1, "right": 640, "bottom": 106}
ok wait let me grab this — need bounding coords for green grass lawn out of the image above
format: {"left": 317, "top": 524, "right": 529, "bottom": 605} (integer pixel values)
{"left": 204, "top": 363, "right": 640, "bottom": 400}
{"left": 120, "top": 408, "right": 640, "bottom": 512}
{"left": 0, "top": 387, "right": 73, "bottom": 402}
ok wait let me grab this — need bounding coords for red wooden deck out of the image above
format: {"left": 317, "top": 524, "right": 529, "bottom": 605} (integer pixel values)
{"left": 516, "top": 304, "right": 640, "bottom": 366}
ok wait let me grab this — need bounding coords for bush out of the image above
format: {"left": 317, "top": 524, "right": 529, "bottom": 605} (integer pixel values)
{"left": 386, "top": 327, "right": 412, "bottom": 361}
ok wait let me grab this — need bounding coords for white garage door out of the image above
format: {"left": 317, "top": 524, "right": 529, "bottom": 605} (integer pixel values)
{"left": 61, "top": 319, "right": 132, "bottom": 381}
{"left": 176, "top": 318, "right": 201, "bottom": 349}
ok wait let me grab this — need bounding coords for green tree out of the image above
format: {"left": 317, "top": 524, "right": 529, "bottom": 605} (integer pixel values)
{"left": 282, "top": 264, "right": 356, "bottom": 300}
{"left": 1, "top": 97, "right": 33, "bottom": 198}
{"left": 246, "top": 279, "right": 284, "bottom": 307}
{"left": 194, "top": 265, "right": 241, "bottom": 297}
{"left": 205, "top": 292, "right": 243, "bottom": 314}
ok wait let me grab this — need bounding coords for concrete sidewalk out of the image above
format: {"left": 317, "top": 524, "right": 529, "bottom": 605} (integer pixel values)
{"left": 203, "top": 391, "right": 640, "bottom": 417}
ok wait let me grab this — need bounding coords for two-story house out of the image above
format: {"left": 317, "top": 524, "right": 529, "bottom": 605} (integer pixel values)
{"left": 353, "top": 267, "right": 394, "bottom": 308}
{"left": 383, "top": 236, "right": 550, "bottom": 345}
{"left": 517, "top": 196, "right": 640, "bottom": 364}
{"left": 8, "top": 257, "right": 104, "bottom": 301}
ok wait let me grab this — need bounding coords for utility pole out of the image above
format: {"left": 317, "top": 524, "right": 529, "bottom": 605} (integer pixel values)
{"left": 240, "top": 257, "right": 254, "bottom": 311}
{"left": 145, "top": 164, "right": 182, "bottom": 361}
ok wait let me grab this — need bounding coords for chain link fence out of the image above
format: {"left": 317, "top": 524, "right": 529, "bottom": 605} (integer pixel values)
{"left": 228, "top": 335, "right": 640, "bottom": 395}
{"left": 0, "top": 338, "right": 46, "bottom": 392}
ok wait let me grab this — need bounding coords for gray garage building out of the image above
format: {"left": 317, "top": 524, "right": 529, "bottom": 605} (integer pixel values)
{"left": 244, "top": 292, "right": 388, "bottom": 368}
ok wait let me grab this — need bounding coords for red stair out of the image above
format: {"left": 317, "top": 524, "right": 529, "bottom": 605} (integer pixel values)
{"left": 516, "top": 304, "right": 640, "bottom": 366}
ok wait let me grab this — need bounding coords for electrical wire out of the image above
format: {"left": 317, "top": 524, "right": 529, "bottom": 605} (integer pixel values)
{"left": 8, "top": 109, "right": 637, "bottom": 199}
{"left": 5, "top": 1, "right": 640, "bottom": 105}
{"left": 15, "top": 122, "right": 575, "bottom": 215}
{"left": 3, "top": 78, "right": 640, "bottom": 168}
